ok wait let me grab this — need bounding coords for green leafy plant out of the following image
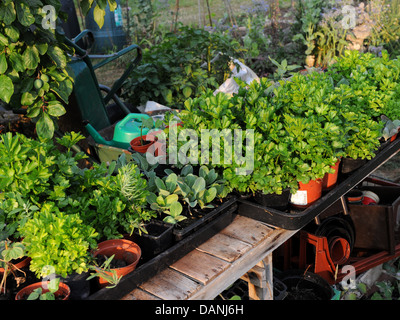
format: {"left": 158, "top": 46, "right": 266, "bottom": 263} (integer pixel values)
{"left": 0, "top": 0, "right": 116, "bottom": 140}
{"left": 27, "top": 278, "right": 61, "bottom": 300}
{"left": 19, "top": 202, "right": 98, "bottom": 279}
{"left": 147, "top": 174, "right": 185, "bottom": 224}
{"left": 87, "top": 254, "right": 122, "bottom": 289}
{"left": 268, "top": 57, "right": 302, "bottom": 80}
{"left": 121, "top": 26, "right": 242, "bottom": 109}
{"left": 0, "top": 237, "right": 26, "bottom": 294}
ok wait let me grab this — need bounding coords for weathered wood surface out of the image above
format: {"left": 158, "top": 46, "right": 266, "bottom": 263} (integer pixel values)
{"left": 123, "top": 215, "right": 297, "bottom": 300}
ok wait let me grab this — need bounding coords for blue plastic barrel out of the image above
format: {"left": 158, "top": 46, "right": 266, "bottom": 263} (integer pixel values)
{"left": 85, "top": 0, "right": 127, "bottom": 53}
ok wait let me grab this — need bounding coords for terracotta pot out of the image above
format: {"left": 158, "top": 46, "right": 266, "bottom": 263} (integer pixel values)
{"left": 0, "top": 256, "right": 30, "bottom": 274}
{"left": 290, "top": 179, "right": 322, "bottom": 209}
{"left": 130, "top": 135, "right": 157, "bottom": 153}
{"left": 321, "top": 159, "right": 341, "bottom": 191}
{"left": 346, "top": 190, "right": 363, "bottom": 204}
{"left": 93, "top": 239, "right": 141, "bottom": 288}
{"left": 15, "top": 281, "right": 71, "bottom": 300}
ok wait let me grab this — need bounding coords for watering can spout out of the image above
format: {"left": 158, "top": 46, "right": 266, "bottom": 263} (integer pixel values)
{"left": 83, "top": 120, "right": 113, "bottom": 146}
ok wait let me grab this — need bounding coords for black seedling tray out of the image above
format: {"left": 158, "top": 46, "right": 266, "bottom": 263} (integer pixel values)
{"left": 238, "top": 137, "right": 400, "bottom": 230}
{"left": 88, "top": 196, "right": 238, "bottom": 300}
{"left": 173, "top": 195, "right": 238, "bottom": 241}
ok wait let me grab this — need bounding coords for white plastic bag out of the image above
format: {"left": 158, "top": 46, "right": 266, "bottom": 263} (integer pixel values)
{"left": 214, "top": 59, "right": 260, "bottom": 95}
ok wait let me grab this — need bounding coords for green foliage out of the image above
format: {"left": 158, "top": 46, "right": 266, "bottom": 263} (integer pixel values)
{"left": 0, "top": 0, "right": 116, "bottom": 140}
{"left": 27, "top": 278, "right": 61, "bottom": 300}
{"left": 0, "top": 131, "right": 154, "bottom": 245}
{"left": 87, "top": 254, "right": 122, "bottom": 289}
{"left": 19, "top": 202, "right": 98, "bottom": 279}
{"left": 147, "top": 165, "right": 228, "bottom": 224}
{"left": 121, "top": 25, "right": 243, "bottom": 109}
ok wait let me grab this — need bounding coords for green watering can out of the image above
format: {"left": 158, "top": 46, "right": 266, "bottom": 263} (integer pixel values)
{"left": 84, "top": 113, "right": 154, "bottom": 149}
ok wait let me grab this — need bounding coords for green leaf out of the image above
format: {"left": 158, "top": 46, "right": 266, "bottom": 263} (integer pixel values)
{"left": 169, "top": 201, "right": 182, "bottom": 216}
{"left": 9, "top": 52, "right": 24, "bottom": 72}
{"left": 0, "top": 75, "right": 14, "bottom": 103}
{"left": 0, "top": 2, "right": 16, "bottom": 25}
{"left": 36, "top": 112, "right": 54, "bottom": 140}
{"left": 4, "top": 25, "right": 19, "bottom": 42}
{"left": 204, "top": 187, "right": 217, "bottom": 203}
{"left": 0, "top": 53, "right": 7, "bottom": 74}
{"left": 192, "top": 177, "right": 206, "bottom": 194}
{"left": 2, "top": 242, "right": 24, "bottom": 261}
{"left": 47, "top": 46, "right": 67, "bottom": 69}
{"left": 21, "top": 91, "right": 36, "bottom": 106}
{"left": 165, "top": 173, "right": 177, "bottom": 193}
{"left": 23, "top": 46, "right": 40, "bottom": 70}
{"left": 165, "top": 194, "right": 178, "bottom": 206}
{"left": 79, "top": 0, "right": 94, "bottom": 15}
{"left": 47, "top": 101, "right": 66, "bottom": 117}
{"left": 182, "top": 86, "right": 192, "bottom": 98}
{"left": 26, "top": 106, "right": 41, "bottom": 118}
{"left": 16, "top": 2, "right": 35, "bottom": 26}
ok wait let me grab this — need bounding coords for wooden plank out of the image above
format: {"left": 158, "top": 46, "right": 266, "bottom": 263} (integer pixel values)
{"left": 170, "top": 249, "right": 231, "bottom": 285}
{"left": 139, "top": 267, "right": 201, "bottom": 300}
{"left": 219, "top": 215, "right": 275, "bottom": 246}
{"left": 189, "top": 228, "right": 298, "bottom": 299}
{"left": 121, "top": 288, "right": 161, "bottom": 300}
{"left": 196, "top": 233, "right": 252, "bottom": 263}
{"left": 245, "top": 254, "right": 274, "bottom": 300}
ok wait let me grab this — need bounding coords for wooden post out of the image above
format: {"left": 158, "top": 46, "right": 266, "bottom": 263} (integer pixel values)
{"left": 241, "top": 254, "right": 274, "bottom": 300}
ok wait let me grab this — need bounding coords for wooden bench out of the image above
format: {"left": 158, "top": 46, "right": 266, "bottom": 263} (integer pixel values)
{"left": 121, "top": 215, "right": 297, "bottom": 300}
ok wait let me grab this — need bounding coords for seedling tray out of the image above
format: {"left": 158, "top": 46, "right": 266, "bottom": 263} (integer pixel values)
{"left": 88, "top": 196, "right": 238, "bottom": 300}
{"left": 173, "top": 195, "right": 238, "bottom": 241}
{"left": 238, "top": 137, "right": 400, "bottom": 230}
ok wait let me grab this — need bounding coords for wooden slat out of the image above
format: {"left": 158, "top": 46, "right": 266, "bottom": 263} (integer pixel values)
{"left": 170, "top": 249, "right": 231, "bottom": 285}
{"left": 139, "top": 267, "right": 201, "bottom": 300}
{"left": 189, "top": 228, "right": 298, "bottom": 299}
{"left": 121, "top": 288, "right": 161, "bottom": 300}
{"left": 196, "top": 233, "right": 252, "bottom": 262}
{"left": 219, "top": 215, "right": 274, "bottom": 246}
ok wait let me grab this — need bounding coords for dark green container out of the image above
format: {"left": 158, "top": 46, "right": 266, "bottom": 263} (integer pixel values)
{"left": 85, "top": 0, "right": 127, "bottom": 53}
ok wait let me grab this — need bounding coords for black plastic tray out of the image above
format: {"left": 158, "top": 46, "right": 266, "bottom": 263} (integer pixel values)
{"left": 238, "top": 137, "right": 400, "bottom": 230}
{"left": 173, "top": 195, "right": 238, "bottom": 241}
{"left": 88, "top": 197, "right": 238, "bottom": 300}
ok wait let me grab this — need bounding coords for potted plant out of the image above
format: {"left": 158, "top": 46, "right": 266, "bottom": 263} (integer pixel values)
{"left": 15, "top": 278, "right": 70, "bottom": 300}
{"left": 18, "top": 202, "right": 98, "bottom": 280}
{"left": 90, "top": 239, "right": 141, "bottom": 289}
{"left": 130, "top": 118, "right": 163, "bottom": 154}
{"left": 0, "top": 237, "right": 27, "bottom": 296}
{"left": 147, "top": 165, "right": 233, "bottom": 241}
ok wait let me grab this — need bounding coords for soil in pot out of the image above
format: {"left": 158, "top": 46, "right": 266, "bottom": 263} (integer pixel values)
{"left": 0, "top": 265, "right": 37, "bottom": 300}
{"left": 15, "top": 281, "right": 71, "bottom": 300}
{"left": 0, "top": 256, "right": 31, "bottom": 274}
{"left": 59, "top": 272, "right": 91, "bottom": 300}
{"left": 279, "top": 270, "right": 333, "bottom": 300}
{"left": 341, "top": 157, "right": 367, "bottom": 175}
{"left": 131, "top": 220, "right": 174, "bottom": 262}
{"left": 93, "top": 239, "right": 141, "bottom": 288}
{"left": 130, "top": 135, "right": 157, "bottom": 154}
